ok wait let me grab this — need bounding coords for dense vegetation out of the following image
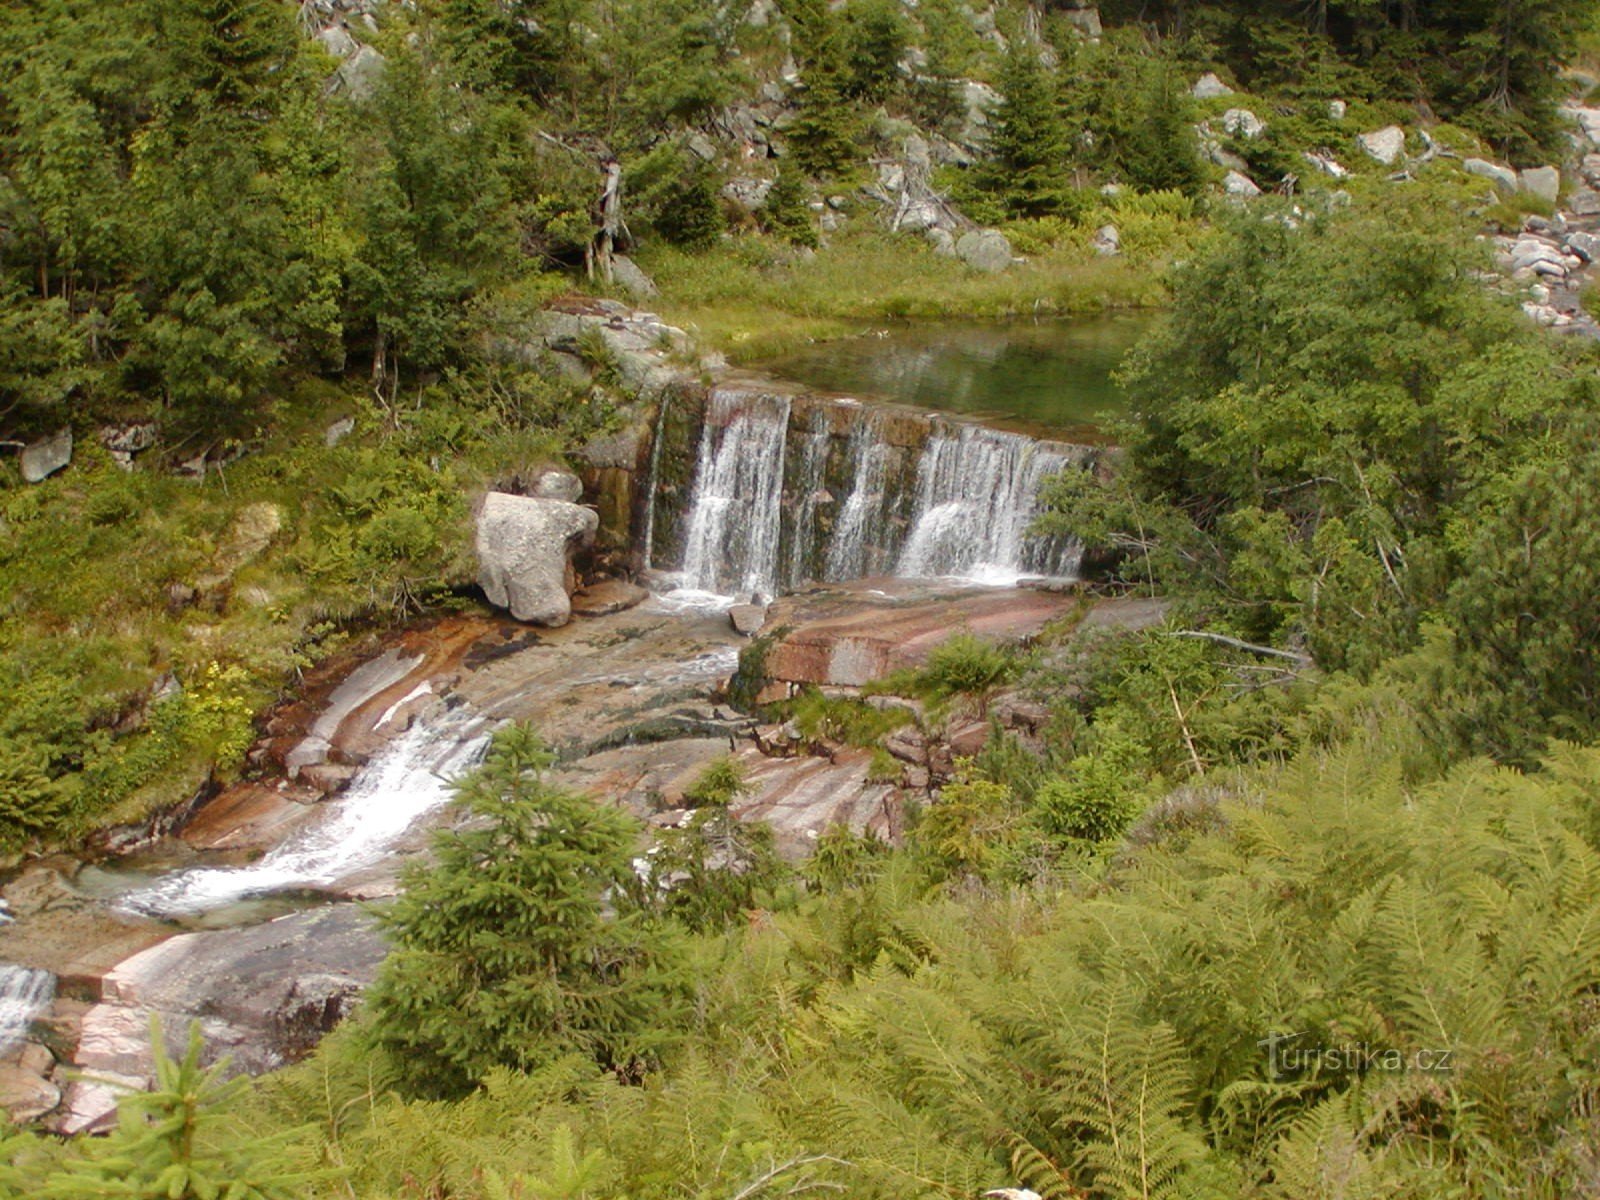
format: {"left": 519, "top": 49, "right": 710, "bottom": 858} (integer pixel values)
{"left": 5, "top": 0, "right": 1600, "bottom": 1196}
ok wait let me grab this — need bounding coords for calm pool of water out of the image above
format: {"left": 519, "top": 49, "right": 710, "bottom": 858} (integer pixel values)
{"left": 759, "top": 314, "right": 1156, "bottom": 440}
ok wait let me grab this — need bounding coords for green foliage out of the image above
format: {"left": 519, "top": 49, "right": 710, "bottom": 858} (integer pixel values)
{"left": 681, "top": 755, "right": 750, "bottom": 809}
{"left": 760, "top": 169, "right": 819, "bottom": 248}
{"left": 873, "top": 632, "right": 1017, "bottom": 718}
{"left": 1045, "top": 198, "right": 1594, "bottom": 690}
{"left": 366, "top": 725, "right": 692, "bottom": 1097}
{"left": 651, "top": 160, "right": 726, "bottom": 251}
{"left": 1441, "top": 443, "right": 1600, "bottom": 763}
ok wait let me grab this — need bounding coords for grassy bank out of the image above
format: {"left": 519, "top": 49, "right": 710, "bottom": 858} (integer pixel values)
{"left": 0, "top": 368, "right": 598, "bottom": 857}
{"left": 636, "top": 222, "right": 1178, "bottom": 364}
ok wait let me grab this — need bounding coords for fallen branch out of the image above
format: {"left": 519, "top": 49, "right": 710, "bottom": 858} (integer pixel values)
{"left": 1164, "top": 630, "right": 1313, "bottom": 667}
{"left": 728, "top": 1156, "right": 853, "bottom": 1200}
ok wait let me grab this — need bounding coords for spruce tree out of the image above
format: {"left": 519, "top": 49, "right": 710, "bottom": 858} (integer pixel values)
{"left": 656, "top": 161, "right": 726, "bottom": 250}
{"left": 787, "top": 19, "right": 859, "bottom": 178}
{"left": 366, "top": 725, "right": 690, "bottom": 1098}
{"left": 986, "top": 44, "right": 1070, "bottom": 217}
{"left": 761, "top": 168, "right": 819, "bottom": 247}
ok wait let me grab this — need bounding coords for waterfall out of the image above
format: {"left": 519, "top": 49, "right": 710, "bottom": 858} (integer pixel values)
{"left": 897, "top": 424, "right": 1082, "bottom": 585}
{"left": 785, "top": 408, "right": 830, "bottom": 588}
{"left": 676, "top": 388, "right": 791, "bottom": 599}
{"left": 639, "top": 392, "right": 671, "bottom": 571}
{"left": 824, "top": 410, "right": 897, "bottom": 581}
{"left": 666, "top": 388, "right": 1088, "bottom": 599}
{"left": 120, "top": 704, "right": 493, "bottom": 918}
{"left": 0, "top": 964, "right": 54, "bottom": 1053}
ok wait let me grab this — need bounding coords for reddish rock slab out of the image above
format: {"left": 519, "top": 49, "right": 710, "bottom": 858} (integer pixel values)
{"left": 734, "top": 747, "right": 897, "bottom": 855}
{"left": 763, "top": 587, "right": 1083, "bottom": 688}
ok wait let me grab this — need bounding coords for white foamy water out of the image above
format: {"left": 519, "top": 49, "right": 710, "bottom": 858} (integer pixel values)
{"left": 667, "top": 392, "right": 1085, "bottom": 597}
{"left": 897, "top": 424, "right": 1082, "bottom": 583}
{"left": 120, "top": 705, "right": 493, "bottom": 918}
{"left": 678, "top": 387, "right": 792, "bottom": 599}
{"left": 0, "top": 964, "right": 54, "bottom": 1053}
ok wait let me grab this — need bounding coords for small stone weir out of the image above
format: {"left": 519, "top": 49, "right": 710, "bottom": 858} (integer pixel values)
{"left": 646, "top": 379, "right": 1097, "bottom": 600}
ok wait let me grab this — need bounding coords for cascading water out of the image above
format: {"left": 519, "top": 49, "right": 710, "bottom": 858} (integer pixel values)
{"left": 120, "top": 704, "right": 493, "bottom": 918}
{"left": 784, "top": 408, "right": 830, "bottom": 590}
{"left": 897, "top": 423, "right": 1082, "bottom": 585}
{"left": 0, "top": 964, "right": 54, "bottom": 1053}
{"left": 824, "top": 409, "right": 898, "bottom": 581}
{"left": 676, "top": 388, "right": 791, "bottom": 599}
{"left": 666, "top": 389, "right": 1087, "bottom": 597}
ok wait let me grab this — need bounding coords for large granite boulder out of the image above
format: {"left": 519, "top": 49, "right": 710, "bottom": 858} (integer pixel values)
{"left": 476, "top": 492, "right": 598, "bottom": 626}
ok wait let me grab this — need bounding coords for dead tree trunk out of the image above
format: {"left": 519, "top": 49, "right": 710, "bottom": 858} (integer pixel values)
{"left": 588, "top": 159, "right": 627, "bottom": 284}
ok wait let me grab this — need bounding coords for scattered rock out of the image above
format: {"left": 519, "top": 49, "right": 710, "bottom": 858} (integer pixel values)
{"left": 1092, "top": 224, "right": 1121, "bottom": 256}
{"left": 1059, "top": 4, "right": 1102, "bottom": 38}
{"left": 97, "top": 422, "right": 158, "bottom": 469}
{"left": 0, "top": 1062, "right": 58, "bottom": 1124}
{"left": 315, "top": 24, "right": 358, "bottom": 59}
{"left": 323, "top": 416, "right": 355, "bottom": 447}
{"left": 1303, "top": 152, "right": 1348, "bottom": 179}
{"left": 958, "top": 80, "right": 1001, "bottom": 148}
{"left": 729, "top": 604, "right": 768, "bottom": 637}
{"left": 884, "top": 728, "right": 928, "bottom": 765}
{"left": 1568, "top": 188, "right": 1600, "bottom": 217}
{"left": 1328, "top": 99, "right": 1347, "bottom": 120}
{"left": 686, "top": 132, "right": 718, "bottom": 162}
{"left": 1223, "top": 169, "right": 1262, "bottom": 197}
{"left": 1464, "top": 157, "right": 1518, "bottom": 193}
{"left": 532, "top": 470, "right": 584, "bottom": 503}
{"left": 926, "top": 227, "right": 957, "bottom": 257}
{"left": 19, "top": 428, "right": 71, "bottom": 483}
{"left": 1358, "top": 126, "right": 1406, "bottom": 165}
{"left": 331, "top": 44, "right": 384, "bottom": 102}
{"left": 947, "top": 720, "right": 990, "bottom": 758}
{"left": 220, "top": 502, "right": 283, "bottom": 571}
{"left": 475, "top": 492, "right": 599, "bottom": 627}
{"left": 1566, "top": 231, "right": 1600, "bottom": 263}
{"left": 1520, "top": 166, "right": 1561, "bottom": 205}
{"left": 1222, "top": 108, "right": 1265, "bottom": 139}
{"left": 298, "top": 763, "right": 357, "bottom": 796}
{"left": 1192, "top": 72, "right": 1233, "bottom": 100}
{"left": 955, "top": 228, "right": 1014, "bottom": 273}
{"left": 1561, "top": 104, "right": 1600, "bottom": 146}
{"left": 610, "top": 254, "right": 658, "bottom": 300}
{"left": 571, "top": 579, "right": 649, "bottom": 617}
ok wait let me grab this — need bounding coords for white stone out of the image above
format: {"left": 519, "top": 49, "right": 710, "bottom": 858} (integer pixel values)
{"left": 1222, "top": 108, "right": 1265, "bottom": 139}
{"left": 1464, "top": 157, "right": 1517, "bottom": 193}
{"left": 1092, "top": 224, "right": 1121, "bottom": 256}
{"left": 1519, "top": 166, "right": 1561, "bottom": 205}
{"left": 1328, "top": 99, "right": 1347, "bottom": 120}
{"left": 19, "top": 428, "right": 71, "bottom": 483}
{"left": 1192, "top": 72, "right": 1233, "bottom": 100}
{"left": 1304, "top": 152, "right": 1348, "bottom": 179}
{"left": 1569, "top": 188, "right": 1600, "bottom": 217}
{"left": 954, "top": 228, "right": 1013, "bottom": 273}
{"left": 1358, "top": 126, "right": 1406, "bottom": 165}
{"left": 1223, "top": 169, "right": 1262, "bottom": 197}
{"left": 476, "top": 492, "right": 598, "bottom": 627}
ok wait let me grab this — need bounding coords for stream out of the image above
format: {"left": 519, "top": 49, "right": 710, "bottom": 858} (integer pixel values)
{"left": 0, "top": 313, "right": 1147, "bottom": 1129}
